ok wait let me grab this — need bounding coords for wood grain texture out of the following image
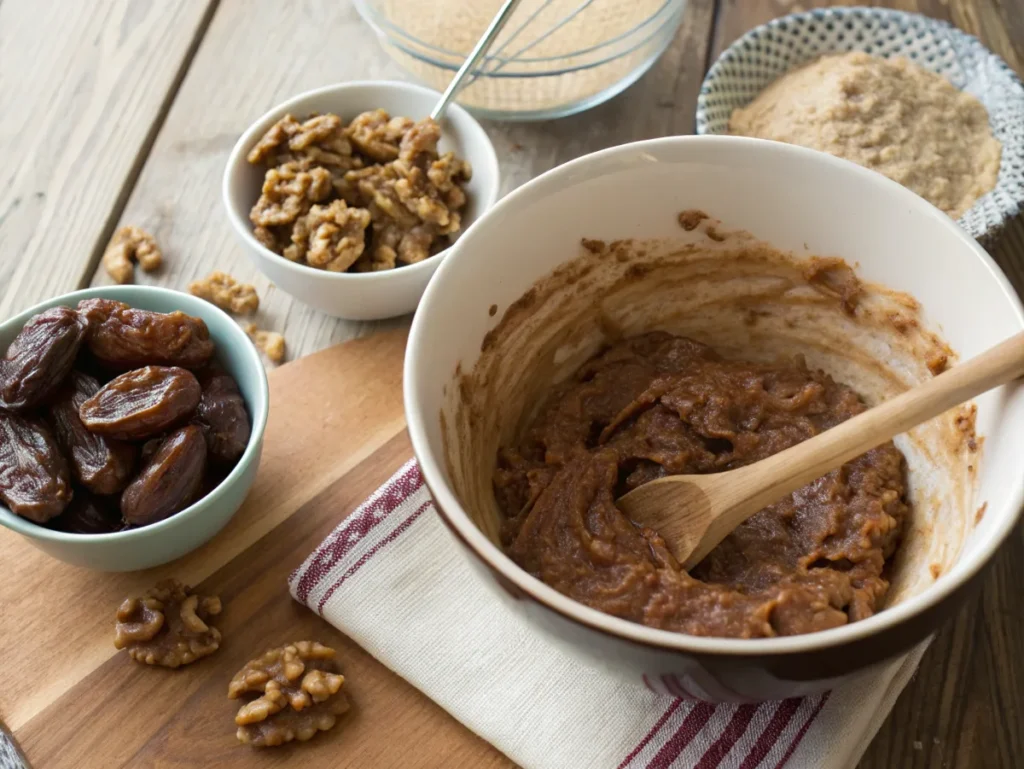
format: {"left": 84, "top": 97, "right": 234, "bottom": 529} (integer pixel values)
{"left": 0, "top": 330, "right": 412, "bottom": 750}
{"left": 85, "top": 0, "right": 412, "bottom": 365}
{"left": 14, "top": 425, "right": 511, "bottom": 768}
{"left": 2, "top": 0, "right": 1023, "bottom": 766}
{"left": 0, "top": 0, "right": 217, "bottom": 319}
{"left": 86, "top": 0, "right": 717, "bottom": 363}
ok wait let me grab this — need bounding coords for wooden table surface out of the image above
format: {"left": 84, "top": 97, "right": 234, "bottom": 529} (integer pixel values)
{"left": 1, "top": 0, "right": 1022, "bottom": 767}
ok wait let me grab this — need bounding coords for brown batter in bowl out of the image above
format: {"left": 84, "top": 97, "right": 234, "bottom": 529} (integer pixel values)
{"left": 494, "top": 332, "right": 908, "bottom": 638}
{"left": 445, "top": 213, "right": 977, "bottom": 643}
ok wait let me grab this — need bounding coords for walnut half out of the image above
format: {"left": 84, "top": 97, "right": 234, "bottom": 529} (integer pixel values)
{"left": 242, "top": 322, "right": 286, "bottom": 364}
{"left": 188, "top": 271, "right": 260, "bottom": 314}
{"left": 113, "top": 579, "right": 222, "bottom": 668}
{"left": 102, "top": 225, "right": 163, "bottom": 284}
{"left": 228, "top": 641, "right": 350, "bottom": 747}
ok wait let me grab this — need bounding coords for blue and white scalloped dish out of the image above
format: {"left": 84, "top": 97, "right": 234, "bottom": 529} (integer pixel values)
{"left": 696, "top": 7, "right": 1024, "bottom": 242}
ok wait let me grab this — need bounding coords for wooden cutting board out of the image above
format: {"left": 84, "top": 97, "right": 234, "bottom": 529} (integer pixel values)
{"left": 0, "top": 328, "right": 515, "bottom": 769}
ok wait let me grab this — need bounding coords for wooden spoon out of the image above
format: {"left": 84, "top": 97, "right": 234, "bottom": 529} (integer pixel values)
{"left": 617, "top": 330, "right": 1024, "bottom": 570}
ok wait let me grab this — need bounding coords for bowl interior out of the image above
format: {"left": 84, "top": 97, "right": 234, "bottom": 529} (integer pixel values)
{"left": 0, "top": 285, "right": 269, "bottom": 544}
{"left": 407, "top": 135, "right": 1024, "bottom": 653}
{"left": 224, "top": 80, "right": 500, "bottom": 278}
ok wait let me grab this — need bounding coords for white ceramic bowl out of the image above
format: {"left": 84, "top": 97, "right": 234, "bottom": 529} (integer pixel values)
{"left": 405, "top": 135, "right": 1024, "bottom": 701}
{"left": 223, "top": 81, "right": 500, "bottom": 320}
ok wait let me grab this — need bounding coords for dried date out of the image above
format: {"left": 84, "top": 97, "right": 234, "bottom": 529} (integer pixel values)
{"left": 79, "top": 366, "right": 201, "bottom": 440}
{"left": 49, "top": 371, "right": 136, "bottom": 494}
{"left": 196, "top": 373, "right": 251, "bottom": 463}
{"left": 49, "top": 491, "right": 121, "bottom": 534}
{"left": 0, "top": 306, "right": 89, "bottom": 410}
{"left": 78, "top": 299, "right": 215, "bottom": 370}
{"left": 121, "top": 425, "right": 207, "bottom": 526}
{"left": 0, "top": 412, "right": 73, "bottom": 522}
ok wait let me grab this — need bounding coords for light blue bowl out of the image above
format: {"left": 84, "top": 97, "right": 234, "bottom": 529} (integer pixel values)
{"left": 696, "top": 7, "right": 1024, "bottom": 243}
{"left": 0, "top": 286, "right": 269, "bottom": 571}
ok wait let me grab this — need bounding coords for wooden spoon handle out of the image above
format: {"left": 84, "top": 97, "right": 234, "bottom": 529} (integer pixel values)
{"left": 690, "top": 330, "right": 1024, "bottom": 565}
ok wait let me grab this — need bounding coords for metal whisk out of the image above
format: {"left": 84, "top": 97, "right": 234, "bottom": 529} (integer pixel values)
{"left": 431, "top": 0, "right": 524, "bottom": 119}
{"left": 431, "top": 0, "right": 602, "bottom": 119}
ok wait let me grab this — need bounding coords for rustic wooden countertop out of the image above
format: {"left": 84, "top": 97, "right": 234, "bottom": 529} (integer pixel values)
{"left": 0, "top": 0, "right": 1021, "bottom": 767}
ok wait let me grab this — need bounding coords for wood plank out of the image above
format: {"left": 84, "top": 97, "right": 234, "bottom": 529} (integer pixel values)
{"left": 87, "top": 0, "right": 718, "bottom": 363}
{"left": 0, "top": 0, "right": 217, "bottom": 319}
{"left": 710, "top": 0, "right": 1024, "bottom": 66}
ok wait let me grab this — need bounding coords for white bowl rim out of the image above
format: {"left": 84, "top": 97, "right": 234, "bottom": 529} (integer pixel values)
{"left": 222, "top": 79, "right": 501, "bottom": 284}
{"left": 405, "top": 133, "right": 1024, "bottom": 657}
{"left": 0, "top": 284, "right": 270, "bottom": 544}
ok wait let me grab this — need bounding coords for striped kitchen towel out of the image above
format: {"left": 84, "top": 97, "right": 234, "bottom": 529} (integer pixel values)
{"left": 290, "top": 460, "right": 928, "bottom": 769}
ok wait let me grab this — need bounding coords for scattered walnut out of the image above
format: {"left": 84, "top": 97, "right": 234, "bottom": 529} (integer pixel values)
{"left": 285, "top": 200, "right": 371, "bottom": 271}
{"left": 243, "top": 322, "right": 286, "bottom": 364}
{"left": 189, "top": 271, "right": 260, "bottom": 314}
{"left": 228, "top": 641, "right": 350, "bottom": 747}
{"left": 114, "top": 579, "right": 222, "bottom": 668}
{"left": 102, "top": 226, "right": 163, "bottom": 284}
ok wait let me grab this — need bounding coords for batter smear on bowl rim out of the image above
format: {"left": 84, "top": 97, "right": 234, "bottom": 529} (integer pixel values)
{"left": 494, "top": 332, "right": 909, "bottom": 638}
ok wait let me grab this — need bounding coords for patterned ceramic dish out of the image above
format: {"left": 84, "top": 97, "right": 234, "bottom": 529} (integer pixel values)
{"left": 696, "top": 7, "right": 1024, "bottom": 243}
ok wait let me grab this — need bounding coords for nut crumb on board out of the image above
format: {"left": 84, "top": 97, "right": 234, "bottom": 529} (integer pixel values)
{"left": 189, "top": 271, "right": 260, "bottom": 314}
{"left": 113, "top": 579, "right": 221, "bottom": 668}
{"left": 102, "top": 225, "right": 163, "bottom": 284}
{"left": 228, "top": 641, "right": 350, "bottom": 747}
{"left": 243, "top": 322, "right": 286, "bottom": 364}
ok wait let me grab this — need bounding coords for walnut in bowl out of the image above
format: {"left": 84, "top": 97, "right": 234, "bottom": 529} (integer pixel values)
{"left": 223, "top": 81, "right": 500, "bottom": 321}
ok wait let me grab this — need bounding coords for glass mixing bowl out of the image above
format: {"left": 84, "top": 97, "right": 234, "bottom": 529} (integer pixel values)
{"left": 352, "top": 0, "right": 688, "bottom": 120}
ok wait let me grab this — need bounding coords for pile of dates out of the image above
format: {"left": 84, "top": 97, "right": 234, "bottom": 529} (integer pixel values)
{"left": 0, "top": 299, "right": 251, "bottom": 533}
